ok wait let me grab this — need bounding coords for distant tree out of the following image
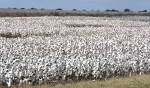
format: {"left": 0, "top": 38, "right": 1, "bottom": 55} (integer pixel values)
{"left": 73, "top": 9, "right": 77, "bottom": 11}
{"left": 124, "top": 8, "right": 131, "bottom": 12}
{"left": 30, "top": 8, "right": 36, "bottom": 10}
{"left": 41, "top": 8, "right": 45, "bottom": 10}
{"left": 56, "top": 8, "right": 63, "bottom": 10}
{"left": 105, "top": 9, "right": 119, "bottom": 12}
{"left": 20, "top": 8, "right": 25, "bottom": 9}
{"left": 13, "top": 8, "right": 17, "bottom": 9}
{"left": 111, "top": 9, "right": 119, "bottom": 12}
{"left": 105, "top": 9, "right": 112, "bottom": 12}
{"left": 139, "top": 10, "right": 147, "bottom": 12}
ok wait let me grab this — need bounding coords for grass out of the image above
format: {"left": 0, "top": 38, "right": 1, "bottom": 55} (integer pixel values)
{"left": 5, "top": 74, "right": 150, "bottom": 88}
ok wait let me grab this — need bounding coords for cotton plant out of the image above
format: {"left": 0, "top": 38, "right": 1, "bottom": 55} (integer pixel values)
{"left": 0, "top": 16, "right": 150, "bottom": 87}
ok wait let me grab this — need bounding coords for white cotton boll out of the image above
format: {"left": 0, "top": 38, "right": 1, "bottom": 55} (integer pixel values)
{"left": 7, "top": 78, "right": 12, "bottom": 88}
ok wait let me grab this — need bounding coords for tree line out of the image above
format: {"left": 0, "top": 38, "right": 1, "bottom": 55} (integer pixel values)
{"left": 6, "top": 8, "right": 149, "bottom": 12}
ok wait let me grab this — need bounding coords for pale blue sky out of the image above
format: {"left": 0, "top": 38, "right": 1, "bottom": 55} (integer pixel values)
{"left": 0, "top": 0, "right": 149, "bottom": 11}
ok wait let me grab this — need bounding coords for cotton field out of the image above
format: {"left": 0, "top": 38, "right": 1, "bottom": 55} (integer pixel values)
{"left": 0, "top": 16, "right": 150, "bottom": 87}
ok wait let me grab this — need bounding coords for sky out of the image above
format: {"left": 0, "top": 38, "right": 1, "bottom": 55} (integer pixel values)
{"left": 0, "top": 0, "right": 149, "bottom": 11}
